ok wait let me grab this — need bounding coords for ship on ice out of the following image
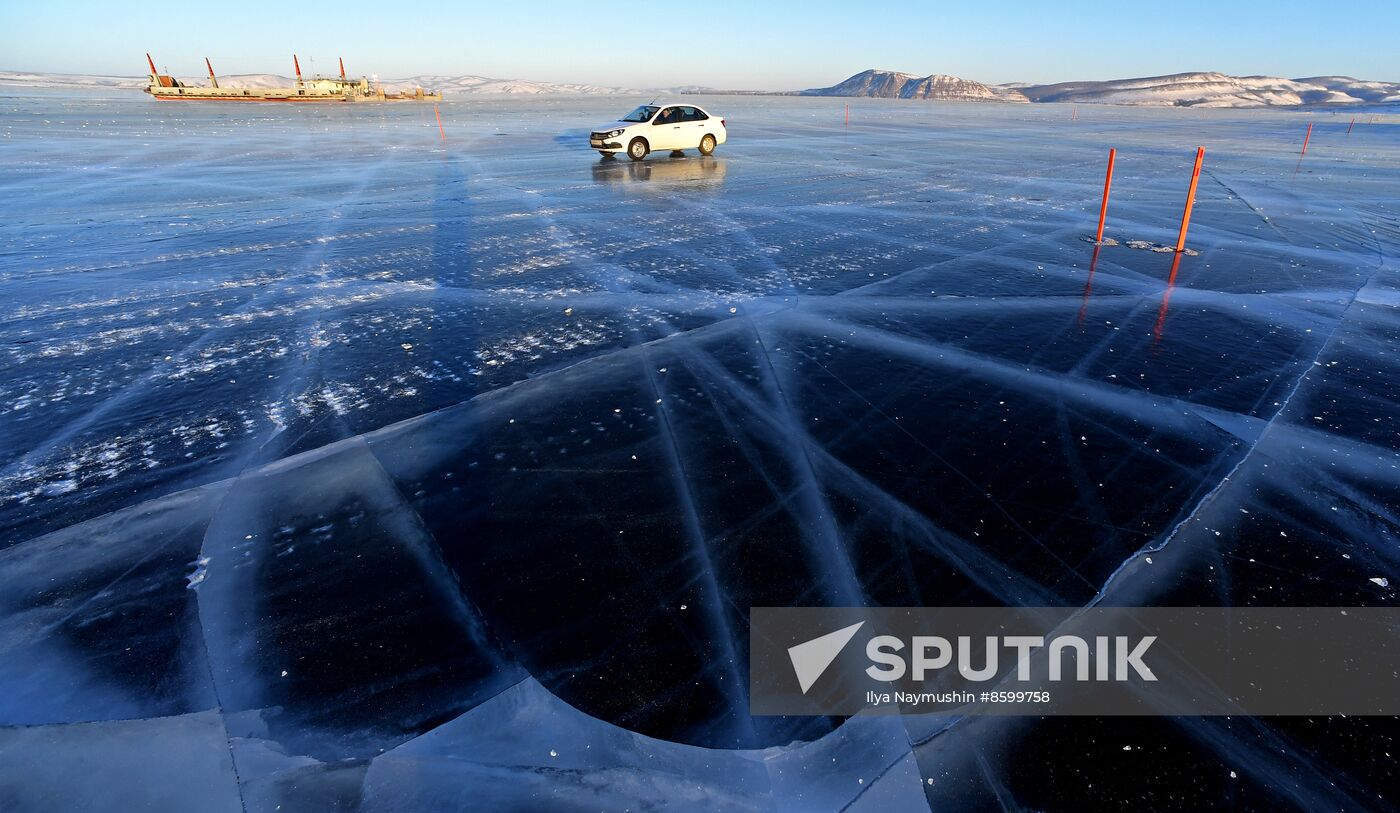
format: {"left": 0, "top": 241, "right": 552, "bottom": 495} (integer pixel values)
{"left": 143, "top": 54, "right": 441, "bottom": 102}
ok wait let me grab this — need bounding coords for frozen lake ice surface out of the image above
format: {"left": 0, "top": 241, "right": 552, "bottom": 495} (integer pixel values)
{"left": 1, "top": 90, "right": 1398, "bottom": 811}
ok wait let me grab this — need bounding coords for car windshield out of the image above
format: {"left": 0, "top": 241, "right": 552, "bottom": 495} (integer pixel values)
{"left": 620, "top": 105, "right": 659, "bottom": 123}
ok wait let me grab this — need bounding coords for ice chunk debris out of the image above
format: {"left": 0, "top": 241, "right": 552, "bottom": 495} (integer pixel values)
{"left": 186, "top": 557, "right": 211, "bottom": 589}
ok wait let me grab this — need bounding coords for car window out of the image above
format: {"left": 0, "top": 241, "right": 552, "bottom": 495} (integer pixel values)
{"left": 621, "top": 105, "right": 658, "bottom": 123}
{"left": 653, "top": 107, "right": 678, "bottom": 125}
{"left": 682, "top": 107, "right": 708, "bottom": 121}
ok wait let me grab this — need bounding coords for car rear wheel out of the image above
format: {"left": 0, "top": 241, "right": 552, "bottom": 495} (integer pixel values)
{"left": 698, "top": 133, "right": 716, "bottom": 156}
{"left": 628, "top": 138, "right": 648, "bottom": 161}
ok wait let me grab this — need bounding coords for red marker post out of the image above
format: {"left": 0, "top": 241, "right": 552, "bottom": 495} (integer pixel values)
{"left": 434, "top": 105, "right": 446, "bottom": 141}
{"left": 844, "top": 104, "right": 849, "bottom": 126}
{"left": 1300, "top": 122, "right": 1313, "bottom": 156}
{"left": 1175, "top": 147, "right": 1205, "bottom": 254}
{"left": 1095, "top": 148, "right": 1116, "bottom": 244}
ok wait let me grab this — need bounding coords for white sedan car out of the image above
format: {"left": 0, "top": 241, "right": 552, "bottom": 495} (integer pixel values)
{"left": 589, "top": 103, "right": 727, "bottom": 160}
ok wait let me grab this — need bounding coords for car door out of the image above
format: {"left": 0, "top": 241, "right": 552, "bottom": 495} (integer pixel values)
{"left": 650, "top": 106, "right": 685, "bottom": 150}
{"left": 681, "top": 106, "right": 710, "bottom": 146}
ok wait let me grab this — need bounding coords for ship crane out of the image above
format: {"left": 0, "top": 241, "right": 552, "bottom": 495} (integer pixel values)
{"left": 145, "top": 52, "right": 176, "bottom": 88}
{"left": 205, "top": 57, "right": 219, "bottom": 89}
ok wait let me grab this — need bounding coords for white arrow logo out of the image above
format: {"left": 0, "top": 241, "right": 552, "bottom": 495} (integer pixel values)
{"left": 788, "top": 621, "right": 865, "bottom": 694}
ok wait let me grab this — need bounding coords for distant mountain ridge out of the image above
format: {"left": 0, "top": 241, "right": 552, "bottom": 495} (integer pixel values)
{"left": 805, "top": 69, "right": 1400, "bottom": 108}
{"left": 800, "top": 69, "right": 1029, "bottom": 102}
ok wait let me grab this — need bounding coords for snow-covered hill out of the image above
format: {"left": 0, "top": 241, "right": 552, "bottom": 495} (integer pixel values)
{"left": 391, "top": 74, "right": 632, "bottom": 95}
{"left": 1020, "top": 72, "right": 1377, "bottom": 107}
{"left": 1295, "top": 76, "right": 1400, "bottom": 104}
{"left": 803, "top": 69, "right": 1398, "bottom": 108}
{"left": 0, "top": 72, "right": 145, "bottom": 89}
{"left": 801, "top": 69, "right": 1028, "bottom": 102}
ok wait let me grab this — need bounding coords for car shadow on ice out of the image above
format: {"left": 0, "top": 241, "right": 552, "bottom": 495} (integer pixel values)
{"left": 590, "top": 155, "right": 728, "bottom": 186}
{"left": 552, "top": 129, "right": 594, "bottom": 149}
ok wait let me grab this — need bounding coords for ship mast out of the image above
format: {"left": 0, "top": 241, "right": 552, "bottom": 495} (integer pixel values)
{"left": 144, "top": 52, "right": 174, "bottom": 89}
{"left": 205, "top": 57, "right": 219, "bottom": 89}
{"left": 339, "top": 57, "right": 346, "bottom": 80}
{"left": 293, "top": 54, "right": 303, "bottom": 87}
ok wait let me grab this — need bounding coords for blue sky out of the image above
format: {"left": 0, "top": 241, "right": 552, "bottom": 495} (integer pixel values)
{"left": 4, "top": 1, "right": 1397, "bottom": 88}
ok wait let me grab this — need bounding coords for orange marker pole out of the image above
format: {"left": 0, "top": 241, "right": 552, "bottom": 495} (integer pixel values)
{"left": 1095, "top": 148, "right": 1116, "bottom": 244}
{"left": 844, "top": 104, "right": 849, "bottom": 126}
{"left": 1174, "top": 146, "right": 1205, "bottom": 254}
{"left": 434, "top": 105, "right": 446, "bottom": 141}
{"left": 1347, "top": 116, "right": 1355, "bottom": 135}
{"left": 1300, "top": 122, "right": 1313, "bottom": 156}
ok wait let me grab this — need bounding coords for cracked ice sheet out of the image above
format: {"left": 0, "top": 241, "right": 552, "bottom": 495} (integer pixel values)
{"left": 898, "top": 264, "right": 1400, "bottom": 812}
{"left": 197, "top": 437, "right": 522, "bottom": 758}
{"left": 0, "top": 481, "right": 225, "bottom": 726}
{"left": 1, "top": 96, "right": 1389, "bottom": 553}
{"left": 359, "top": 678, "right": 775, "bottom": 812}
{"left": 0, "top": 710, "right": 243, "bottom": 812}
{"left": 3, "top": 93, "right": 1400, "bottom": 810}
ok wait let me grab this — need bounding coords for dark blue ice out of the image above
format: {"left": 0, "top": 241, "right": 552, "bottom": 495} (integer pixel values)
{"left": 1, "top": 91, "right": 1398, "bottom": 810}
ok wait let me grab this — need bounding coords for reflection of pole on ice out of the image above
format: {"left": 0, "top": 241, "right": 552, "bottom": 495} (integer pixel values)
{"left": 1154, "top": 252, "right": 1184, "bottom": 345}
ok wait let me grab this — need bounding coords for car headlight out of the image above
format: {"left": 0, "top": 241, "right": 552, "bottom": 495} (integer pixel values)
{"left": 605, "top": 129, "right": 624, "bottom": 138}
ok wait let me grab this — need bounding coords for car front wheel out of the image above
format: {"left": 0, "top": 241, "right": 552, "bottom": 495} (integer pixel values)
{"left": 628, "top": 138, "right": 648, "bottom": 161}
{"left": 698, "top": 133, "right": 716, "bottom": 156}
